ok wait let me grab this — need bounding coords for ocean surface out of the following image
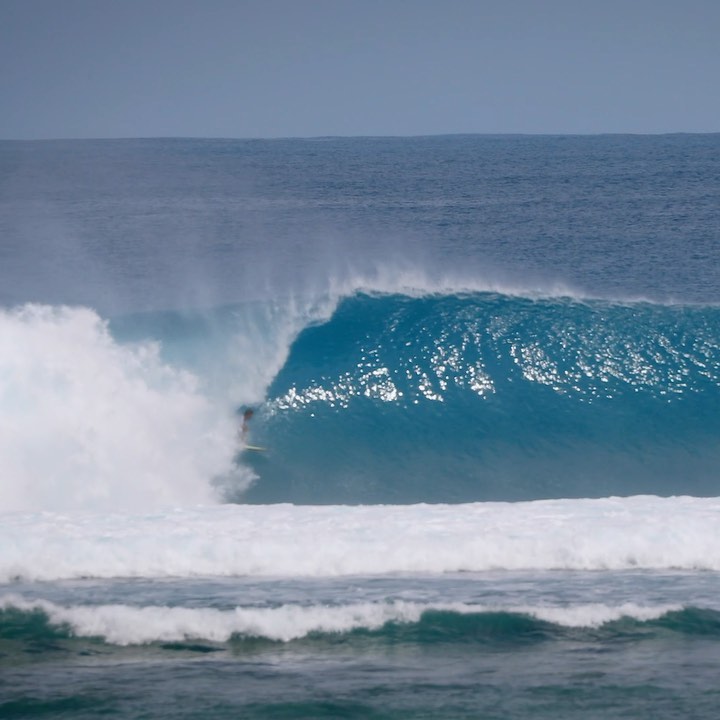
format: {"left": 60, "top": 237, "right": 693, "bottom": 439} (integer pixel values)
{"left": 1, "top": 134, "right": 720, "bottom": 718}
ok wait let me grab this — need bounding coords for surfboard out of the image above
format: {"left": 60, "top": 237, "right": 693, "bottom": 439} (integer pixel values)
{"left": 243, "top": 445, "right": 266, "bottom": 452}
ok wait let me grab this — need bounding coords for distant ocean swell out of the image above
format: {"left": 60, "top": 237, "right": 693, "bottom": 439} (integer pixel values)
{"left": 6, "top": 596, "right": 720, "bottom": 648}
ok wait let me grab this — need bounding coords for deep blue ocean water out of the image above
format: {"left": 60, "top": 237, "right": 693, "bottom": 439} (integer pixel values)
{"left": 1, "top": 134, "right": 720, "bottom": 718}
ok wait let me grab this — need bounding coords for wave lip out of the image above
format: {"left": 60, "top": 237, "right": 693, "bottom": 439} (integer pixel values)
{"left": 3, "top": 496, "right": 720, "bottom": 582}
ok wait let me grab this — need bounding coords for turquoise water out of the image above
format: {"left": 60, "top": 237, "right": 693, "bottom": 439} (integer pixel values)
{"left": 2, "top": 134, "right": 720, "bottom": 718}
{"left": 4, "top": 571, "right": 720, "bottom": 718}
{"left": 256, "top": 292, "right": 720, "bottom": 503}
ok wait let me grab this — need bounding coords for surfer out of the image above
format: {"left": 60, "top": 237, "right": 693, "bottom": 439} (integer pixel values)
{"left": 238, "top": 407, "right": 266, "bottom": 452}
{"left": 240, "top": 408, "right": 254, "bottom": 443}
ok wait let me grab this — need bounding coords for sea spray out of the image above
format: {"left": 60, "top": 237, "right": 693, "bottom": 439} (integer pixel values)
{"left": 0, "top": 293, "right": 343, "bottom": 512}
{"left": 0, "top": 304, "right": 234, "bottom": 512}
{"left": 108, "top": 293, "right": 341, "bottom": 406}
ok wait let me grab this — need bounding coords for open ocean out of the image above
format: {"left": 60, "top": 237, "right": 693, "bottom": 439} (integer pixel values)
{"left": 1, "top": 134, "right": 720, "bottom": 718}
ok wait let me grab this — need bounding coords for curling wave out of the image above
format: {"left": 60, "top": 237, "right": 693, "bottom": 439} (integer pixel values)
{"left": 246, "top": 291, "right": 720, "bottom": 503}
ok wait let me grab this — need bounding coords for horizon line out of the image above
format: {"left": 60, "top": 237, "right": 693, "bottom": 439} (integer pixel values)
{"left": 1, "top": 130, "right": 719, "bottom": 143}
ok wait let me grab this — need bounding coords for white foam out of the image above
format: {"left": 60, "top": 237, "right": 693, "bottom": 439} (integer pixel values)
{"left": 2, "top": 496, "right": 720, "bottom": 582}
{"left": 0, "top": 595, "right": 681, "bottom": 645}
{"left": 523, "top": 602, "right": 681, "bottom": 628}
{"left": 0, "top": 295, "right": 347, "bottom": 514}
{"left": 0, "top": 304, "right": 240, "bottom": 512}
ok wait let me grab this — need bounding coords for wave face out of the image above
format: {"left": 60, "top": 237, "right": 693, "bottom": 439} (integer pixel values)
{"left": 242, "top": 291, "right": 720, "bottom": 503}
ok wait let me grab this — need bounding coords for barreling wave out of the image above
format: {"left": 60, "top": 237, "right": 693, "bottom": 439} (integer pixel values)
{"left": 3, "top": 287, "right": 720, "bottom": 511}
{"left": 244, "top": 291, "right": 720, "bottom": 503}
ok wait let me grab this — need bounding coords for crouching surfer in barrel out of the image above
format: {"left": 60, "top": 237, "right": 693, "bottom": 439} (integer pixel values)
{"left": 240, "top": 408, "right": 254, "bottom": 443}
{"left": 238, "top": 408, "right": 265, "bottom": 452}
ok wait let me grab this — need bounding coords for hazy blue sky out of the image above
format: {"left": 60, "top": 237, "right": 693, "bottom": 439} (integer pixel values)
{"left": 2, "top": 0, "right": 718, "bottom": 139}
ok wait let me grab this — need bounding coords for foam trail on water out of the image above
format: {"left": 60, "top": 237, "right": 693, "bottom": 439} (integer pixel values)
{"left": 3, "top": 496, "right": 720, "bottom": 581}
{"left": 0, "top": 595, "right": 683, "bottom": 645}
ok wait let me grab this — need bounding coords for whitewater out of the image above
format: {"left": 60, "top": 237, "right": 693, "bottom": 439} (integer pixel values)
{"left": 4, "top": 497, "right": 720, "bottom": 582}
{"left": 2, "top": 134, "right": 720, "bottom": 719}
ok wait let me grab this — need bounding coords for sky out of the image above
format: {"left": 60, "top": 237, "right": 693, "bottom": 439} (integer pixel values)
{"left": 1, "top": 0, "right": 719, "bottom": 139}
